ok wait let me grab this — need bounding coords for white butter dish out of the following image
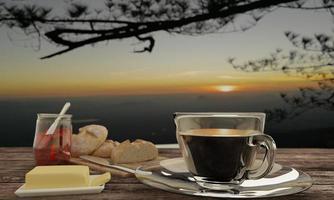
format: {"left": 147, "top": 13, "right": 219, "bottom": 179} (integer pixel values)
{"left": 15, "top": 175, "right": 105, "bottom": 197}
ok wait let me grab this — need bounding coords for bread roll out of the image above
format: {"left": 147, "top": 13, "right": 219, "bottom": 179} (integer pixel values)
{"left": 79, "top": 125, "right": 108, "bottom": 140}
{"left": 92, "top": 140, "right": 120, "bottom": 158}
{"left": 71, "top": 125, "right": 108, "bottom": 157}
{"left": 110, "top": 139, "right": 158, "bottom": 164}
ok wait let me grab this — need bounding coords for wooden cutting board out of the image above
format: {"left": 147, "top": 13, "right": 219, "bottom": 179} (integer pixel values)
{"left": 69, "top": 156, "right": 168, "bottom": 177}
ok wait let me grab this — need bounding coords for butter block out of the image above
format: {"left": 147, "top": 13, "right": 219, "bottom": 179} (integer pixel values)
{"left": 25, "top": 165, "right": 89, "bottom": 189}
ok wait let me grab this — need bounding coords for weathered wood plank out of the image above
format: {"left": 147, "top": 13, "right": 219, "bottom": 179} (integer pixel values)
{"left": 0, "top": 148, "right": 33, "bottom": 153}
{"left": 0, "top": 147, "right": 334, "bottom": 154}
{"left": 0, "top": 149, "right": 177, "bottom": 160}
{"left": 1, "top": 159, "right": 332, "bottom": 173}
{"left": 0, "top": 153, "right": 34, "bottom": 161}
{"left": 0, "top": 148, "right": 333, "bottom": 200}
{"left": 304, "top": 171, "right": 334, "bottom": 185}
{"left": 1, "top": 170, "right": 333, "bottom": 185}
{"left": 0, "top": 161, "right": 35, "bottom": 171}
{"left": 1, "top": 151, "right": 331, "bottom": 161}
{"left": 0, "top": 183, "right": 333, "bottom": 200}
{"left": 1, "top": 148, "right": 334, "bottom": 158}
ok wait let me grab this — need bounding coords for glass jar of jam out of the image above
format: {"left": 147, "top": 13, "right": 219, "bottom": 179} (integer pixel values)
{"left": 33, "top": 113, "right": 72, "bottom": 166}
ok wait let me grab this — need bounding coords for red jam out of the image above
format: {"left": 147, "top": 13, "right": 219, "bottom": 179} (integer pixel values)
{"left": 33, "top": 127, "right": 71, "bottom": 166}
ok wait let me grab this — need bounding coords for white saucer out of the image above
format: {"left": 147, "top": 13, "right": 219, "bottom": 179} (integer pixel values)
{"left": 136, "top": 158, "right": 313, "bottom": 198}
{"left": 15, "top": 175, "right": 105, "bottom": 197}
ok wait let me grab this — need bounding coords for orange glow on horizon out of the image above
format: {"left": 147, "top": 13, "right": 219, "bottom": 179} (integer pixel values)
{"left": 203, "top": 85, "right": 241, "bottom": 93}
{"left": 215, "top": 85, "right": 237, "bottom": 92}
{"left": 0, "top": 75, "right": 317, "bottom": 97}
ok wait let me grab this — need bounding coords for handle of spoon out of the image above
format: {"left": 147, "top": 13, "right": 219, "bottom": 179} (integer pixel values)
{"left": 45, "top": 102, "right": 71, "bottom": 135}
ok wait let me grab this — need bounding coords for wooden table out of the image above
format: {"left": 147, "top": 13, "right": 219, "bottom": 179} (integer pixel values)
{"left": 0, "top": 148, "right": 333, "bottom": 199}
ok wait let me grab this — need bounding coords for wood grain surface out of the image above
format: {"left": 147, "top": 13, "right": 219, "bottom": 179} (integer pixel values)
{"left": 0, "top": 148, "right": 333, "bottom": 200}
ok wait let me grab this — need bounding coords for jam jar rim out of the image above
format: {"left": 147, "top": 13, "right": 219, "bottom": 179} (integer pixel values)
{"left": 37, "top": 113, "right": 72, "bottom": 119}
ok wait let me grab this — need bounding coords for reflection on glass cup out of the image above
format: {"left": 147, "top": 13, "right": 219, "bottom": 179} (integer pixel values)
{"left": 174, "top": 112, "right": 276, "bottom": 189}
{"left": 33, "top": 113, "right": 72, "bottom": 166}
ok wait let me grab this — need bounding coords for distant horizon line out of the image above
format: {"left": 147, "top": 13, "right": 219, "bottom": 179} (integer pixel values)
{"left": 0, "top": 88, "right": 303, "bottom": 100}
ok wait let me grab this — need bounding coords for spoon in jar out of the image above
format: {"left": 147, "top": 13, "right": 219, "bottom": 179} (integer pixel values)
{"left": 45, "top": 102, "right": 71, "bottom": 135}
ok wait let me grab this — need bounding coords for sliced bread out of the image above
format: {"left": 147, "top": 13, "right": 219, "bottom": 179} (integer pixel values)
{"left": 71, "top": 125, "right": 108, "bottom": 157}
{"left": 110, "top": 139, "right": 158, "bottom": 164}
{"left": 92, "top": 140, "right": 120, "bottom": 158}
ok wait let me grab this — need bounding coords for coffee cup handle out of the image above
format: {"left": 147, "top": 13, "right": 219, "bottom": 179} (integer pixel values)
{"left": 247, "top": 134, "right": 276, "bottom": 180}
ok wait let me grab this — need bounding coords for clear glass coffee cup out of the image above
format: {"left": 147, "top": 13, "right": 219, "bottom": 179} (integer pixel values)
{"left": 33, "top": 113, "right": 72, "bottom": 166}
{"left": 174, "top": 112, "right": 276, "bottom": 189}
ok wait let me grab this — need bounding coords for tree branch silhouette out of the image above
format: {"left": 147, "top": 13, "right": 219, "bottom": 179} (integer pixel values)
{"left": 0, "top": 0, "right": 303, "bottom": 59}
{"left": 230, "top": 29, "right": 334, "bottom": 122}
{"left": 1, "top": 0, "right": 334, "bottom": 121}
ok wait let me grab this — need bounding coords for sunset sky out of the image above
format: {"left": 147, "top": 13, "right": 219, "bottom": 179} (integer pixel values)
{"left": 0, "top": 4, "right": 332, "bottom": 97}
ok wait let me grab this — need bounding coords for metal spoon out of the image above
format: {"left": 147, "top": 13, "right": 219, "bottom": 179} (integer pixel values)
{"left": 79, "top": 155, "right": 200, "bottom": 191}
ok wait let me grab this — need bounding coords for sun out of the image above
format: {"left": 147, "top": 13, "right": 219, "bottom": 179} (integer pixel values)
{"left": 216, "top": 85, "right": 237, "bottom": 92}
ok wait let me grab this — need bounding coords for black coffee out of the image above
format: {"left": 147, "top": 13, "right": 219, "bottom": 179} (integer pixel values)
{"left": 179, "top": 129, "right": 257, "bottom": 182}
